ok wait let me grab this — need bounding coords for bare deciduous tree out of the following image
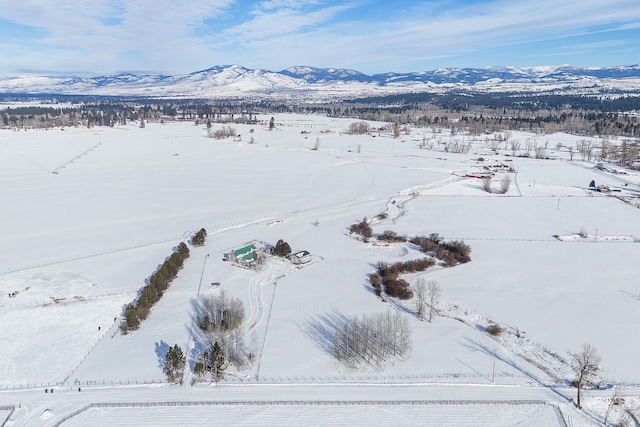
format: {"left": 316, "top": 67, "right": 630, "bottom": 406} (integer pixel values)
{"left": 570, "top": 343, "right": 601, "bottom": 409}
{"left": 331, "top": 310, "right": 411, "bottom": 368}
{"left": 534, "top": 144, "right": 547, "bottom": 159}
{"left": 427, "top": 280, "right": 440, "bottom": 323}
{"left": 413, "top": 278, "right": 426, "bottom": 321}
{"left": 347, "top": 121, "right": 370, "bottom": 135}
{"left": 500, "top": 175, "right": 511, "bottom": 194}
{"left": 509, "top": 139, "right": 521, "bottom": 156}
{"left": 604, "top": 385, "right": 622, "bottom": 425}
{"left": 393, "top": 122, "right": 401, "bottom": 138}
{"left": 483, "top": 177, "right": 492, "bottom": 193}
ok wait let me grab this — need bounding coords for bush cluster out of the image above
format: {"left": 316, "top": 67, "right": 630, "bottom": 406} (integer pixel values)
{"left": 410, "top": 233, "right": 471, "bottom": 266}
{"left": 372, "top": 258, "right": 436, "bottom": 300}
{"left": 349, "top": 217, "right": 373, "bottom": 241}
{"left": 368, "top": 234, "right": 470, "bottom": 300}
{"left": 377, "top": 230, "right": 407, "bottom": 243}
{"left": 122, "top": 242, "right": 190, "bottom": 332}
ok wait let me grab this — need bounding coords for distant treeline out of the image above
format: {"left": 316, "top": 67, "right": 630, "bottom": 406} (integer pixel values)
{"left": 1, "top": 92, "right": 639, "bottom": 138}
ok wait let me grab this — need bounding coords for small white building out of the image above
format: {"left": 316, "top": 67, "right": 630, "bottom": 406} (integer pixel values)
{"left": 289, "top": 250, "right": 311, "bottom": 264}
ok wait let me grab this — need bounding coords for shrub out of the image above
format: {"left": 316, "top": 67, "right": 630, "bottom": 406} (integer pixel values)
{"left": 377, "top": 230, "right": 407, "bottom": 243}
{"left": 410, "top": 234, "right": 471, "bottom": 266}
{"left": 350, "top": 217, "right": 373, "bottom": 241}
{"left": 578, "top": 226, "right": 588, "bottom": 238}
{"left": 487, "top": 323, "right": 503, "bottom": 336}
{"left": 369, "top": 273, "right": 382, "bottom": 296}
{"left": 384, "top": 278, "right": 414, "bottom": 299}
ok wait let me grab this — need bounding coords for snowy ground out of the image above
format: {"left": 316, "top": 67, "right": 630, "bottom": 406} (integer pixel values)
{"left": 1, "top": 115, "right": 639, "bottom": 426}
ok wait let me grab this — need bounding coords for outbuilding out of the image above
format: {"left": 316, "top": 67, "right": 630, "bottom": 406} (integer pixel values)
{"left": 289, "top": 250, "right": 311, "bottom": 264}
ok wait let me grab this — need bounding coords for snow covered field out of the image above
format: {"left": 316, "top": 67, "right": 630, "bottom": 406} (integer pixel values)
{"left": 1, "top": 115, "right": 639, "bottom": 426}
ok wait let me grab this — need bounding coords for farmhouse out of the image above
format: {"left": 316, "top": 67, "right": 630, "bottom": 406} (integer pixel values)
{"left": 229, "top": 244, "right": 258, "bottom": 266}
{"left": 289, "top": 250, "right": 311, "bottom": 265}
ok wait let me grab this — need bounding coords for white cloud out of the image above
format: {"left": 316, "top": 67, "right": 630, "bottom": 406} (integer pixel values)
{"left": 219, "top": 3, "right": 353, "bottom": 43}
{"left": 0, "top": 0, "right": 639, "bottom": 73}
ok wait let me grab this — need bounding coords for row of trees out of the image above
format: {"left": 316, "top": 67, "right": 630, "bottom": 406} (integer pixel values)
{"left": 332, "top": 311, "right": 412, "bottom": 368}
{"left": 4, "top": 93, "right": 640, "bottom": 139}
{"left": 121, "top": 242, "right": 190, "bottom": 332}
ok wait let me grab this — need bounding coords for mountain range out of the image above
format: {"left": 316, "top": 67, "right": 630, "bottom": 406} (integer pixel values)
{"left": 1, "top": 64, "right": 640, "bottom": 99}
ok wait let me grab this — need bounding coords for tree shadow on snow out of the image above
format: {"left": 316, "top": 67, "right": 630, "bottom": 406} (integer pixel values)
{"left": 185, "top": 297, "right": 211, "bottom": 371}
{"left": 299, "top": 309, "right": 352, "bottom": 359}
{"left": 154, "top": 340, "right": 170, "bottom": 371}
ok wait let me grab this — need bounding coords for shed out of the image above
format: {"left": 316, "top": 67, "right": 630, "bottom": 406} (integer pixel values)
{"left": 289, "top": 250, "right": 311, "bottom": 264}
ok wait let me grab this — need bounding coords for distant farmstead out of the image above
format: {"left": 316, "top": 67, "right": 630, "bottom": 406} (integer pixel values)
{"left": 289, "top": 250, "right": 311, "bottom": 264}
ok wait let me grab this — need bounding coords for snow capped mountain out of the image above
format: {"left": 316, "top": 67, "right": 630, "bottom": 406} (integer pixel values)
{"left": 1, "top": 64, "right": 640, "bottom": 99}
{"left": 280, "top": 66, "right": 375, "bottom": 83}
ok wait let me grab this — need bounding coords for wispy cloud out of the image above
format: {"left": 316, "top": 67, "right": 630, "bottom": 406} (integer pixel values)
{"left": 0, "top": 0, "right": 638, "bottom": 74}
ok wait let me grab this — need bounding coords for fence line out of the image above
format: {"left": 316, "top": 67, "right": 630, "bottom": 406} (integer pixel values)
{"left": 0, "top": 291, "right": 135, "bottom": 309}
{"left": 0, "top": 237, "right": 184, "bottom": 276}
{"left": 0, "top": 372, "right": 515, "bottom": 392}
{"left": 50, "top": 399, "right": 553, "bottom": 427}
{"left": 0, "top": 406, "right": 16, "bottom": 427}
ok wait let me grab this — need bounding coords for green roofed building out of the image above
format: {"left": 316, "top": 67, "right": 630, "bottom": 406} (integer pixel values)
{"left": 230, "top": 244, "right": 258, "bottom": 266}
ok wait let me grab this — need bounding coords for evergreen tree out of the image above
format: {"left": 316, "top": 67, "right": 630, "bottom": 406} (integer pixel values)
{"left": 272, "top": 239, "right": 292, "bottom": 257}
{"left": 164, "top": 344, "right": 186, "bottom": 381}
{"left": 192, "top": 228, "right": 207, "bottom": 246}
{"left": 211, "top": 341, "right": 225, "bottom": 381}
{"left": 122, "top": 303, "right": 140, "bottom": 331}
{"left": 178, "top": 242, "right": 190, "bottom": 259}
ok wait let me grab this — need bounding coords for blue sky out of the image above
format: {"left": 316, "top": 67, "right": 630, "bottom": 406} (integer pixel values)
{"left": 0, "top": 0, "right": 639, "bottom": 75}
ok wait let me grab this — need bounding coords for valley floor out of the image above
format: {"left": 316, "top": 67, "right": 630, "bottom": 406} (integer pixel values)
{"left": 1, "top": 115, "right": 639, "bottom": 426}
